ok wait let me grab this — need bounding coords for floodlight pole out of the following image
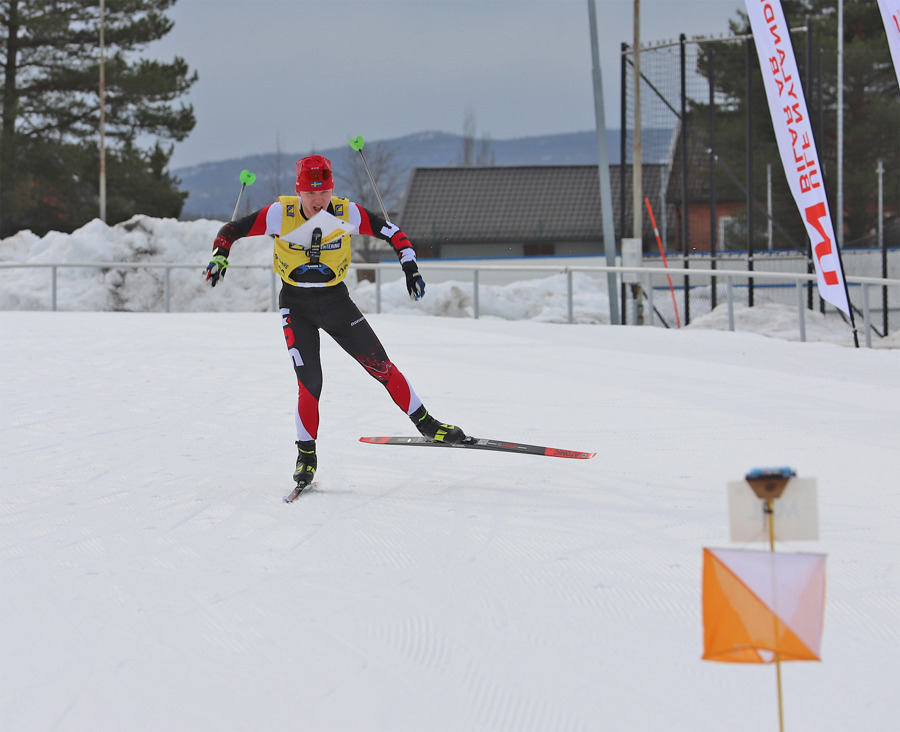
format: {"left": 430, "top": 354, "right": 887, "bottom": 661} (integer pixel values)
{"left": 99, "top": 0, "right": 107, "bottom": 222}
{"left": 587, "top": 0, "right": 620, "bottom": 326}
{"left": 877, "top": 159, "right": 886, "bottom": 335}
{"left": 631, "top": 0, "right": 643, "bottom": 324}
{"left": 837, "top": 0, "right": 843, "bottom": 249}
{"left": 632, "top": 0, "right": 642, "bottom": 242}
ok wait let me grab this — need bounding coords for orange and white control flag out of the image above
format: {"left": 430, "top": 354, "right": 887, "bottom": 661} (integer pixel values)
{"left": 702, "top": 548, "right": 826, "bottom": 663}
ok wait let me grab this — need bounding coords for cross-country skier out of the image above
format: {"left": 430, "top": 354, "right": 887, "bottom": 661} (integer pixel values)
{"left": 204, "top": 154, "right": 466, "bottom": 491}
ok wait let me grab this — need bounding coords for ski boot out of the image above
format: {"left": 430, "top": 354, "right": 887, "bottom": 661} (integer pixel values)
{"left": 293, "top": 439, "right": 317, "bottom": 488}
{"left": 410, "top": 405, "right": 467, "bottom": 444}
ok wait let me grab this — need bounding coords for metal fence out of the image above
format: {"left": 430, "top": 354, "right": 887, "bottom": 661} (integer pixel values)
{"left": 620, "top": 29, "right": 899, "bottom": 295}
{"left": 2, "top": 260, "right": 897, "bottom": 348}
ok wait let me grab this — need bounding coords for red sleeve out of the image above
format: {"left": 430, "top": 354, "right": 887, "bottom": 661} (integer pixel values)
{"left": 354, "top": 204, "right": 414, "bottom": 259}
{"left": 212, "top": 206, "right": 272, "bottom": 253}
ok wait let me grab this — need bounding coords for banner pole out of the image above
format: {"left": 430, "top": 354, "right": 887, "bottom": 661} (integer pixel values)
{"left": 587, "top": 0, "right": 621, "bottom": 326}
{"left": 833, "top": 242, "right": 860, "bottom": 347}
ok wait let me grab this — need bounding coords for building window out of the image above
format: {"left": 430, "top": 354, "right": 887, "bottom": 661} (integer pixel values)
{"left": 718, "top": 216, "right": 736, "bottom": 251}
{"left": 524, "top": 243, "right": 556, "bottom": 256}
{"left": 415, "top": 243, "right": 440, "bottom": 259}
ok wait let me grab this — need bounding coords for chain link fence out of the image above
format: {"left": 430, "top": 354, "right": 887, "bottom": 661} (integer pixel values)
{"left": 621, "top": 27, "right": 899, "bottom": 334}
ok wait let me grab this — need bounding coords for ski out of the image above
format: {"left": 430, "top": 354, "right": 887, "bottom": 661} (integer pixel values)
{"left": 360, "top": 436, "right": 595, "bottom": 460}
{"left": 283, "top": 482, "right": 316, "bottom": 503}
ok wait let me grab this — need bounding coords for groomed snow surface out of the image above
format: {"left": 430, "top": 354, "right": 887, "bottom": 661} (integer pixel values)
{"left": 1, "top": 216, "right": 898, "bottom": 731}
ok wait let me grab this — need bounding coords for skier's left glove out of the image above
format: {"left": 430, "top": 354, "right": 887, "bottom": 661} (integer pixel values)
{"left": 205, "top": 247, "right": 229, "bottom": 287}
{"left": 402, "top": 261, "right": 425, "bottom": 301}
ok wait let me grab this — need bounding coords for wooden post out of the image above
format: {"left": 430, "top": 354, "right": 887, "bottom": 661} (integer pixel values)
{"left": 748, "top": 469, "right": 793, "bottom": 732}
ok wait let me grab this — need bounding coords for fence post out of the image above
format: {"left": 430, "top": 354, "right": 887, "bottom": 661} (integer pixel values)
{"left": 877, "top": 159, "right": 887, "bottom": 336}
{"left": 862, "top": 283, "right": 872, "bottom": 348}
{"left": 746, "top": 37, "right": 755, "bottom": 309}
{"left": 165, "top": 266, "right": 171, "bottom": 313}
{"left": 681, "top": 33, "right": 691, "bottom": 326}
{"left": 376, "top": 267, "right": 382, "bottom": 314}
{"left": 726, "top": 275, "right": 734, "bottom": 331}
{"left": 796, "top": 279, "right": 806, "bottom": 342}
{"left": 567, "top": 269, "right": 574, "bottom": 324}
{"left": 473, "top": 269, "right": 480, "bottom": 319}
{"left": 52, "top": 266, "right": 58, "bottom": 311}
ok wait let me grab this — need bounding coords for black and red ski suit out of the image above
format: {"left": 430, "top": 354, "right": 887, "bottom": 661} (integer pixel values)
{"left": 211, "top": 198, "right": 423, "bottom": 442}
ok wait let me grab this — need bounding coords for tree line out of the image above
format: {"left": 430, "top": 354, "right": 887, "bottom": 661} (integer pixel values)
{"left": 0, "top": 0, "right": 195, "bottom": 238}
{"left": 2, "top": 0, "right": 894, "bottom": 248}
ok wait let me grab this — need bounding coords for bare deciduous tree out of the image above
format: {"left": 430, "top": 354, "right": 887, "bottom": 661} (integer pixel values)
{"left": 459, "top": 107, "right": 477, "bottom": 166}
{"left": 266, "top": 130, "right": 286, "bottom": 200}
{"left": 477, "top": 131, "right": 496, "bottom": 166}
{"left": 458, "top": 107, "right": 494, "bottom": 166}
{"left": 334, "top": 141, "right": 404, "bottom": 263}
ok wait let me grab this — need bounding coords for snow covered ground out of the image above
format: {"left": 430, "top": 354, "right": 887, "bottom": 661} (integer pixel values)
{"left": 1, "top": 217, "right": 899, "bottom": 731}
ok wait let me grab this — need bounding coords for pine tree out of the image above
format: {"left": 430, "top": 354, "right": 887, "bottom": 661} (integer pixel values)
{"left": 0, "top": 0, "right": 196, "bottom": 236}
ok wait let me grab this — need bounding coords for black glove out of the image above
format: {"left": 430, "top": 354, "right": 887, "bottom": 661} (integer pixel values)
{"left": 205, "top": 247, "right": 229, "bottom": 287}
{"left": 402, "top": 261, "right": 425, "bottom": 301}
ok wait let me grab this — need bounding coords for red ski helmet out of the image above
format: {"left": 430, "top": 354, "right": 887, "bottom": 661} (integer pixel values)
{"left": 295, "top": 155, "right": 334, "bottom": 193}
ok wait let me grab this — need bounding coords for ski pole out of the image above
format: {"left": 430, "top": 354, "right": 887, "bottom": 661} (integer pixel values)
{"left": 349, "top": 136, "right": 389, "bottom": 221}
{"left": 231, "top": 169, "right": 257, "bottom": 220}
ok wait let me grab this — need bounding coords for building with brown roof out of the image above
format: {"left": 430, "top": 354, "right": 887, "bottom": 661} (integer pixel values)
{"left": 398, "top": 163, "right": 668, "bottom": 259}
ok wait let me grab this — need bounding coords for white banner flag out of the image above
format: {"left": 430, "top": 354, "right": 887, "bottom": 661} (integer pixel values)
{"left": 745, "top": 0, "right": 850, "bottom": 314}
{"left": 879, "top": 0, "right": 900, "bottom": 90}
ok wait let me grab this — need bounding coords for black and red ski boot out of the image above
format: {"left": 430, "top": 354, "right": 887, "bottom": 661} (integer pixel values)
{"left": 293, "top": 440, "right": 317, "bottom": 488}
{"left": 410, "top": 405, "right": 467, "bottom": 444}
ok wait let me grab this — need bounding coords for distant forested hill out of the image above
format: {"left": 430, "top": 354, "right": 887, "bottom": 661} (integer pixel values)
{"left": 174, "top": 129, "right": 673, "bottom": 220}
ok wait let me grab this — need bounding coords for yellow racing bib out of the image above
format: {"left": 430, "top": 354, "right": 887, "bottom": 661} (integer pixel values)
{"left": 272, "top": 196, "right": 353, "bottom": 287}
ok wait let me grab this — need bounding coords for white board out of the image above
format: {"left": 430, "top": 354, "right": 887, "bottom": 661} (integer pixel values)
{"left": 279, "top": 210, "right": 356, "bottom": 249}
{"left": 728, "top": 477, "right": 819, "bottom": 542}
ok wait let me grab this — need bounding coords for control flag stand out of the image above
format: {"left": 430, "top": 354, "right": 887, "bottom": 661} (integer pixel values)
{"left": 703, "top": 468, "right": 826, "bottom": 732}
{"left": 747, "top": 468, "right": 794, "bottom": 732}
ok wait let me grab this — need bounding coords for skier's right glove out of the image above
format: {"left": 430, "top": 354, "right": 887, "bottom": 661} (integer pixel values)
{"left": 205, "top": 248, "right": 229, "bottom": 287}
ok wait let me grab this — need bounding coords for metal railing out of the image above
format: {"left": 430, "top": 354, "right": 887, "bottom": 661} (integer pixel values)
{"left": 2, "top": 260, "right": 897, "bottom": 347}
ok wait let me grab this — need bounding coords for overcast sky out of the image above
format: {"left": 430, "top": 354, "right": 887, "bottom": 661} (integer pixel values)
{"left": 152, "top": 0, "right": 744, "bottom": 169}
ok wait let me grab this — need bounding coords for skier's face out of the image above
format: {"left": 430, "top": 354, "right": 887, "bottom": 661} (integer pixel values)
{"left": 299, "top": 188, "right": 333, "bottom": 218}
